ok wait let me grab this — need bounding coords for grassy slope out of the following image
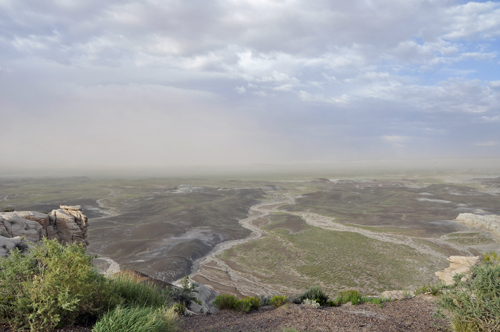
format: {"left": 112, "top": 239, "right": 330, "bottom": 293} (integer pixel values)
{"left": 221, "top": 217, "right": 440, "bottom": 296}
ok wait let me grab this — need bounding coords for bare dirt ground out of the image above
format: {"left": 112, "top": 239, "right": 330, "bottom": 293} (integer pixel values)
{"left": 180, "top": 295, "right": 447, "bottom": 332}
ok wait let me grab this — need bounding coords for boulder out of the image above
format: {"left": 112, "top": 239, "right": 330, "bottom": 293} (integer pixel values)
{"left": 188, "top": 281, "right": 219, "bottom": 314}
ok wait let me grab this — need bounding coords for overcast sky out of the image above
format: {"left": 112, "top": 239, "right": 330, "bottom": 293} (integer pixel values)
{"left": 1, "top": 0, "right": 499, "bottom": 172}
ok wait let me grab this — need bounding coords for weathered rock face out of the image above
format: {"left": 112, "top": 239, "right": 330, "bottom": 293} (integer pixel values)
{"left": 435, "top": 256, "right": 479, "bottom": 285}
{"left": 0, "top": 205, "right": 89, "bottom": 257}
{"left": 49, "top": 205, "right": 89, "bottom": 246}
{"left": 0, "top": 236, "right": 31, "bottom": 257}
{"left": 188, "top": 282, "right": 219, "bottom": 313}
{"left": 454, "top": 213, "right": 500, "bottom": 237}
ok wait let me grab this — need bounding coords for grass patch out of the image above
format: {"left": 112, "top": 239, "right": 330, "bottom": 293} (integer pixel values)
{"left": 91, "top": 306, "right": 177, "bottom": 332}
{"left": 221, "top": 226, "right": 440, "bottom": 295}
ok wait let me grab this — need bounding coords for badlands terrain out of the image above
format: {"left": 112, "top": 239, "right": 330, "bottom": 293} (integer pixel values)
{"left": 1, "top": 170, "right": 499, "bottom": 299}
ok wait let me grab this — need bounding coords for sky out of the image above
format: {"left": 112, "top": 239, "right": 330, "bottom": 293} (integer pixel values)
{"left": 1, "top": 0, "right": 499, "bottom": 173}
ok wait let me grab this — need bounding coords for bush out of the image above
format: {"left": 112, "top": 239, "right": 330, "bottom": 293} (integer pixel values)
{"left": 298, "top": 286, "right": 329, "bottom": 306}
{"left": 270, "top": 295, "right": 287, "bottom": 307}
{"left": 327, "top": 300, "right": 339, "bottom": 307}
{"left": 302, "top": 299, "right": 320, "bottom": 308}
{"left": 0, "top": 238, "right": 115, "bottom": 331}
{"left": 436, "top": 261, "right": 500, "bottom": 332}
{"left": 244, "top": 296, "right": 261, "bottom": 310}
{"left": 212, "top": 294, "right": 239, "bottom": 310}
{"left": 259, "top": 294, "right": 272, "bottom": 306}
{"left": 92, "top": 306, "right": 178, "bottom": 332}
{"left": 234, "top": 299, "right": 252, "bottom": 313}
{"left": 336, "top": 290, "right": 361, "bottom": 305}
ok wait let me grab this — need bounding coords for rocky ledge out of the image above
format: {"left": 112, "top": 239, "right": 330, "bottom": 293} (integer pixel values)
{"left": 0, "top": 205, "right": 88, "bottom": 257}
{"left": 454, "top": 213, "right": 500, "bottom": 237}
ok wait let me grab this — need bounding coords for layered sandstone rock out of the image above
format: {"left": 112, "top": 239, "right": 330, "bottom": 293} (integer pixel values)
{"left": 435, "top": 256, "right": 479, "bottom": 285}
{"left": 0, "top": 205, "right": 89, "bottom": 257}
{"left": 454, "top": 213, "right": 500, "bottom": 237}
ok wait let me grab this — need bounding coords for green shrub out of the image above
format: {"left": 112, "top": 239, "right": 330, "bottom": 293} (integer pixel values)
{"left": 482, "top": 251, "right": 500, "bottom": 263}
{"left": 234, "top": 299, "right": 252, "bottom": 313}
{"left": 298, "top": 286, "right": 329, "bottom": 306}
{"left": 415, "top": 283, "right": 446, "bottom": 296}
{"left": 0, "top": 239, "right": 115, "bottom": 331}
{"left": 167, "top": 277, "right": 201, "bottom": 307}
{"left": 436, "top": 261, "right": 500, "bottom": 332}
{"left": 270, "top": 295, "right": 287, "bottom": 307}
{"left": 244, "top": 296, "right": 261, "bottom": 310}
{"left": 212, "top": 294, "right": 239, "bottom": 310}
{"left": 92, "top": 306, "right": 178, "bottom": 332}
{"left": 327, "top": 300, "right": 339, "bottom": 307}
{"left": 336, "top": 290, "right": 361, "bottom": 305}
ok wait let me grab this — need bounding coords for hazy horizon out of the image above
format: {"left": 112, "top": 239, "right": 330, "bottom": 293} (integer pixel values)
{"left": 1, "top": 1, "right": 499, "bottom": 172}
{"left": 1, "top": 158, "right": 500, "bottom": 179}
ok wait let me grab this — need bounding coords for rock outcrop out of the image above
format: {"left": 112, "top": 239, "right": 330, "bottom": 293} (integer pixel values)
{"left": 454, "top": 213, "right": 500, "bottom": 237}
{"left": 0, "top": 236, "right": 31, "bottom": 257}
{"left": 0, "top": 205, "right": 89, "bottom": 257}
{"left": 435, "top": 256, "right": 479, "bottom": 285}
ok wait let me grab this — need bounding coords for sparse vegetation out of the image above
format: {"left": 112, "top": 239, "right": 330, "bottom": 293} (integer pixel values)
{"left": 415, "top": 283, "right": 447, "bottom": 296}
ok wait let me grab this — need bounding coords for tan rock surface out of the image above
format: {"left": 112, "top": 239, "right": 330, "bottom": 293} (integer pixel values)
{"left": 435, "top": 255, "right": 479, "bottom": 285}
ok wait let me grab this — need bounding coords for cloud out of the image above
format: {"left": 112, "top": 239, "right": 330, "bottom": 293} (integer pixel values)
{"left": 1, "top": 0, "right": 500, "bottom": 169}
